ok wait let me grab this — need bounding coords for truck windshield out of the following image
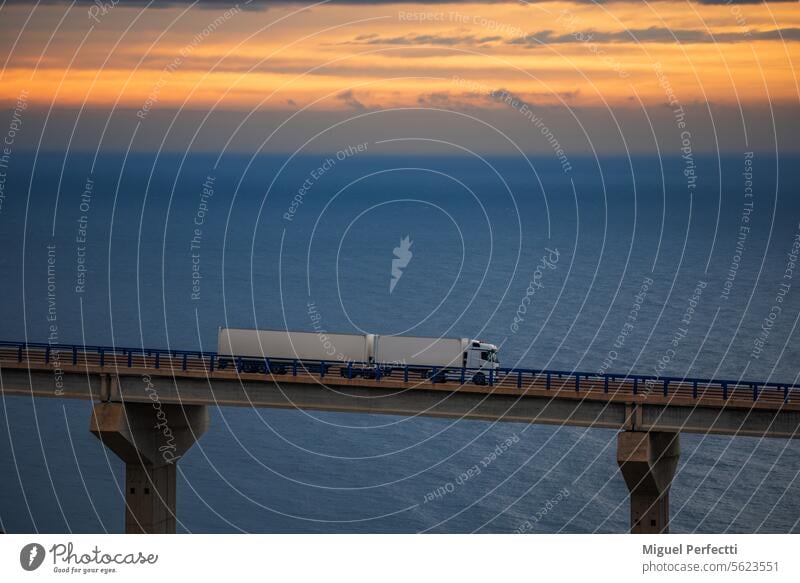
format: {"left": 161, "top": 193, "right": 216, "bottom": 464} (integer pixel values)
{"left": 480, "top": 350, "right": 498, "bottom": 363}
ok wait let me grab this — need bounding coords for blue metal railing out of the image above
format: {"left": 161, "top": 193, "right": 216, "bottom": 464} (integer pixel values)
{"left": 1, "top": 339, "right": 797, "bottom": 404}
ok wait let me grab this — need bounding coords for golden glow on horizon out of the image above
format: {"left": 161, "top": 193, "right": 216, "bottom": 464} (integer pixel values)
{"left": 0, "top": 1, "right": 798, "bottom": 111}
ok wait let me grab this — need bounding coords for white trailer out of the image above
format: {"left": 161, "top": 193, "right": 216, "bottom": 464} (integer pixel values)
{"left": 217, "top": 327, "right": 373, "bottom": 373}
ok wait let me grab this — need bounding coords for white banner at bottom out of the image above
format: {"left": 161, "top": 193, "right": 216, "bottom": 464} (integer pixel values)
{"left": 1, "top": 534, "right": 797, "bottom": 582}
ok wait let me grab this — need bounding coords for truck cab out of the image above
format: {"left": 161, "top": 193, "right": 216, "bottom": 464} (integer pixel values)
{"left": 460, "top": 340, "right": 499, "bottom": 385}
{"left": 466, "top": 340, "right": 499, "bottom": 369}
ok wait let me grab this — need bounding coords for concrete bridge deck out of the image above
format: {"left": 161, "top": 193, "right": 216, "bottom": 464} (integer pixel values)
{"left": 1, "top": 343, "right": 797, "bottom": 438}
{"left": 1, "top": 341, "right": 798, "bottom": 534}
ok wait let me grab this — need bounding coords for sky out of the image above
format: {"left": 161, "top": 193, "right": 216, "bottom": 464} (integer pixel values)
{"left": 1, "top": 0, "right": 798, "bottom": 154}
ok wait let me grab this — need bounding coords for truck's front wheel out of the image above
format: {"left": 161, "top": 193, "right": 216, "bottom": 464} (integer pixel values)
{"left": 473, "top": 372, "right": 486, "bottom": 385}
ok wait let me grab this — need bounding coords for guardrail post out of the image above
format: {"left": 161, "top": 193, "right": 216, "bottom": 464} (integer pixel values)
{"left": 575, "top": 374, "right": 580, "bottom": 392}
{"left": 182, "top": 353, "right": 187, "bottom": 371}
{"left": 17, "top": 345, "right": 22, "bottom": 362}
{"left": 403, "top": 365, "right": 408, "bottom": 382}
{"left": 722, "top": 382, "right": 728, "bottom": 400}
{"left": 517, "top": 371, "right": 522, "bottom": 389}
{"left": 663, "top": 379, "right": 669, "bottom": 397}
{"left": 692, "top": 380, "right": 698, "bottom": 399}
{"left": 292, "top": 360, "right": 297, "bottom": 376}
{"left": 489, "top": 369, "right": 494, "bottom": 386}
{"left": 783, "top": 385, "right": 788, "bottom": 402}
{"left": 320, "top": 361, "right": 326, "bottom": 378}
{"left": 209, "top": 354, "right": 215, "bottom": 373}
{"left": 154, "top": 352, "right": 160, "bottom": 369}
{"left": 633, "top": 378, "right": 638, "bottom": 395}
{"left": 73, "top": 346, "right": 78, "bottom": 366}
{"left": 99, "top": 348, "right": 105, "bottom": 367}
{"left": 546, "top": 372, "right": 551, "bottom": 390}
{"left": 604, "top": 376, "right": 609, "bottom": 394}
{"left": 45, "top": 346, "right": 50, "bottom": 364}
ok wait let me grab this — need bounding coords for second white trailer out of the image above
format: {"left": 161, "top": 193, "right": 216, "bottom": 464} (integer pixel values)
{"left": 218, "top": 327, "right": 373, "bottom": 364}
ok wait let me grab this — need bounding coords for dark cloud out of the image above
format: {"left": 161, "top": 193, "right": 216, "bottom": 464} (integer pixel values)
{"left": 336, "top": 89, "right": 366, "bottom": 110}
{"left": 340, "top": 26, "right": 800, "bottom": 50}
{"left": 489, "top": 87, "right": 533, "bottom": 110}
{"left": 415, "top": 91, "right": 484, "bottom": 109}
{"left": 344, "top": 33, "right": 502, "bottom": 46}
{"left": 414, "top": 87, "right": 581, "bottom": 111}
{"left": 511, "top": 26, "right": 800, "bottom": 46}
{"left": 489, "top": 87, "right": 580, "bottom": 110}
{"left": 417, "top": 91, "right": 452, "bottom": 105}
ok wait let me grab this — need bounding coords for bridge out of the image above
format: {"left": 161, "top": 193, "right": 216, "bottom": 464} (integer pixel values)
{"left": 1, "top": 340, "right": 798, "bottom": 534}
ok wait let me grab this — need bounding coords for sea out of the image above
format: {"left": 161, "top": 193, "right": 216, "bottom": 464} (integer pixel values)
{"left": 0, "top": 150, "right": 798, "bottom": 533}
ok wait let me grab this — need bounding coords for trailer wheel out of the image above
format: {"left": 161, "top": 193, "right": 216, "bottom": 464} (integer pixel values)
{"left": 242, "top": 360, "right": 264, "bottom": 374}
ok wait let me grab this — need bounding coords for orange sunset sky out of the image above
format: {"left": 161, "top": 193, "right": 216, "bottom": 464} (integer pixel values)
{"left": 1, "top": 0, "right": 798, "bottom": 153}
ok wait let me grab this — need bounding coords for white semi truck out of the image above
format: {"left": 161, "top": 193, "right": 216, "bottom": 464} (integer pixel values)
{"left": 217, "top": 327, "right": 499, "bottom": 384}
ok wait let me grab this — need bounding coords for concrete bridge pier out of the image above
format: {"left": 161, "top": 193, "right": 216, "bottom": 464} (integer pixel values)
{"left": 617, "top": 431, "right": 680, "bottom": 534}
{"left": 90, "top": 401, "right": 208, "bottom": 533}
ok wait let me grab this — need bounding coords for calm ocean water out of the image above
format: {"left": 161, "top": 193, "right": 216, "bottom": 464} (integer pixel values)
{"left": 1, "top": 151, "right": 799, "bottom": 533}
